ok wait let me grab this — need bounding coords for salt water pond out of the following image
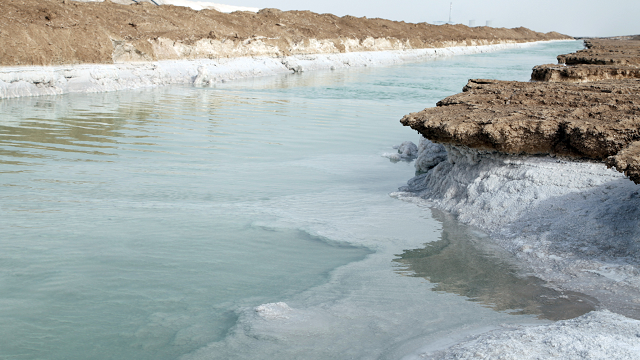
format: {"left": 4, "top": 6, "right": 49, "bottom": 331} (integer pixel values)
{"left": 0, "top": 41, "right": 587, "bottom": 359}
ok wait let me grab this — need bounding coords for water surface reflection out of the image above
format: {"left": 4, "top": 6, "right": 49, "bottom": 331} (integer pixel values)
{"left": 394, "top": 209, "right": 597, "bottom": 321}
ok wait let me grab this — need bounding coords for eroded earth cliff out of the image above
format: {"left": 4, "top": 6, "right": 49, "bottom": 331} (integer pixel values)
{"left": 401, "top": 38, "right": 640, "bottom": 183}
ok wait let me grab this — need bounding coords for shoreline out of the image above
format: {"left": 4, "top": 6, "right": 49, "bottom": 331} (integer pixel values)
{"left": 394, "top": 142, "right": 640, "bottom": 318}
{"left": 0, "top": 0, "right": 571, "bottom": 68}
{"left": 395, "top": 38, "right": 640, "bottom": 358}
{"left": 393, "top": 139, "right": 640, "bottom": 359}
{"left": 0, "top": 40, "right": 572, "bottom": 100}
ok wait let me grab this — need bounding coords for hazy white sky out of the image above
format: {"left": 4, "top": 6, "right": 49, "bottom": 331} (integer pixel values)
{"left": 206, "top": 0, "right": 639, "bottom": 37}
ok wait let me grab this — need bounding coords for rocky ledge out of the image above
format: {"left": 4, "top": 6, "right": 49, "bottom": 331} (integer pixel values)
{"left": 531, "top": 38, "right": 640, "bottom": 82}
{"left": 401, "top": 39, "right": 640, "bottom": 183}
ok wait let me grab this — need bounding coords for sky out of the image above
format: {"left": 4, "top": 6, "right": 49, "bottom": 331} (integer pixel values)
{"left": 204, "top": 0, "right": 639, "bottom": 38}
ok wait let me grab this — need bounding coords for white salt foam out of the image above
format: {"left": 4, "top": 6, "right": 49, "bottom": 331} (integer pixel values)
{"left": 254, "top": 302, "right": 293, "bottom": 320}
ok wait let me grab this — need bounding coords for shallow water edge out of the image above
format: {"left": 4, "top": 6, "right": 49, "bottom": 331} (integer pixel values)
{"left": 395, "top": 140, "right": 640, "bottom": 359}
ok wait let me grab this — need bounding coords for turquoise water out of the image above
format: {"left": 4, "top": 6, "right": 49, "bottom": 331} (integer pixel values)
{"left": 0, "top": 41, "right": 585, "bottom": 359}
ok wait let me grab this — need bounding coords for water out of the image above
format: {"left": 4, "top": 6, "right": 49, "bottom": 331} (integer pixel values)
{"left": 394, "top": 209, "right": 597, "bottom": 322}
{"left": 0, "top": 41, "right": 586, "bottom": 359}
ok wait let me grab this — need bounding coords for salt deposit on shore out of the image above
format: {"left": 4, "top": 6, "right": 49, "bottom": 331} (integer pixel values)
{"left": 0, "top": 42, "right": 549, "bottom": 100}
{"left": 405, "top": 310, "right": 640, "bottom": 360}
{"left": 394, "top": 137, "right": 640, "bottom": 315}
{"left": 158, "top": 0, "right": 260, "bottom": 12}
{"left": 392, "top": 136, "right": 640, "bottom": 358}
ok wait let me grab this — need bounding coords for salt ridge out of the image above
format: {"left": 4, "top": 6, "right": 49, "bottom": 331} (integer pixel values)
{"left": 0, "top": 42, "right": 549, "bottom": 100}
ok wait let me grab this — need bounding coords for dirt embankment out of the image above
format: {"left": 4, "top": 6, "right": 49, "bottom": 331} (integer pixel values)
{"left": 532, "top": 39, "right": 640, "bottom": 82}
{"left": 401, "top": 39, "right": 640, "bottom": 183}
{"left": 0, "top": 0, "right": 571, "bottom": 66}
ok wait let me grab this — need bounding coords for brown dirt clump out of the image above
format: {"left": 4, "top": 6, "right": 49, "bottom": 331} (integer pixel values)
{"left": 558, "top": 39, "right": 640, "bottom": 66}
{"left": 400, "top": 39, "right": 640, "bottom": 183}
{"left": 401, "top": 78, "right": 640, "bottom": 159}
{"left": 0, "top": 0, "right": 571, "bottom": 66}
{"left": 607, "top": 141, "right": 640, "bottom": 184}
{"left": 531, "top": 64, "right": 640, "bottom": 82}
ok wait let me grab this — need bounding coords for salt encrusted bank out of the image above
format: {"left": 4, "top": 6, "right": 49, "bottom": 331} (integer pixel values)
{"left": 0, "top": 0, "right": 572, "bottom": 99}
{"left": 0, "top": 42, "right": 546, "bottom": 99}
{"left": 396, "top": 39, "right": 640, "bottom": 359}
{"left": 0, "top": 0, "right": 571, "bottom": 68}
{"left": 404, "top": 310, "right": 640, "bottom": 360}
{"left": 393, "top": 138, "right": 640, "bottom": 316}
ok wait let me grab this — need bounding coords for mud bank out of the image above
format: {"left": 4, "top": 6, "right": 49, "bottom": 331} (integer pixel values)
{"left": 0, "top": 0, "right": 572, "bottom": 99}
{"left": 0, "top": 0, "right": 570, "bottom": 67}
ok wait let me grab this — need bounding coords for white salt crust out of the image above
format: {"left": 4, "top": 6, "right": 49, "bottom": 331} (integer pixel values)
{"left": 395, "top": 137, "right": 640, "bottom": 359}
{"left": 395, "top": 139, "right": 640, "bottom": 311}
{"left": 406, "top": 310, "right": 640, "bottom": 360}
{"left": 0, "top": 42, "right": 547, "bottom": 100}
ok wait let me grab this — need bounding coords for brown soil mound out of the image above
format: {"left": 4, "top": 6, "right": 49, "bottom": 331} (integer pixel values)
{"left": 401, "top": 78, "right": 640, "bottom": 158}
{"left": 0, "top": 0, "right": 571, "bottom": 66}
{"left": 400, "top": 39, "right": 640, "bottom": 183}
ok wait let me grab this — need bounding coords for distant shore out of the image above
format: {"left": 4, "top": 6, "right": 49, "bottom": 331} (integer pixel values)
{"left": 0, "top": 0, "right": 571, "bottom": 67}
{"left": 0, "top": 41, "right": 569, "bottom": 99}
{"left": 0, "top": 0, "right": 574, "bottom": 99}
